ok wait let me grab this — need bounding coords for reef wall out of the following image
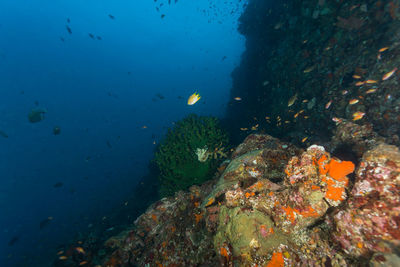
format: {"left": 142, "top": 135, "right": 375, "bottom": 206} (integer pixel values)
{"left": 226, "top": 0, "right": 400, "bottom": 146}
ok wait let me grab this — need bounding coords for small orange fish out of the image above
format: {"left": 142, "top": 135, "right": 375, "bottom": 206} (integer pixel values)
{"left": 355, "top": 81, "right": 365, "bottom": 86}
{"left": 382, "top": 68, "right": 397, "bottom": 81}
{"left": 365, "top": 79, "right": 377, "bottom": 84}
{"left": 352, "top": 111, "right": 365, "bottom": 121}
{"left": 251, "top": 124, "right": 259, "bottom": 130}
{"left": 342, "top": 90, "right": 348, "bottom": 95}
{"left": 75, "top": 247, "right": 85, "bottom": 254}
{"left": 332, "top": 117, "right": 342, "bottom": 124}
{"left": 240, "top": 128, "right": 248, "bottom": 131}
{"left": 57, "top": 251, "right": 64, "bottom": 255}
{"left": 352, "top": 74, "right": 361, "bottom": 79}
{"left": 187, "top": 92, "right": 201, "bottom": 105}
{"left": 301, "top": 137, "right": 308, "bottom": 143}
{"left": 59, "top": 256, "right": 68, "bottom": 260}
{"left": 325, "top": 100, "right": 332, "bottom": 109}
{"left": 304, "top": 116, "right": 309, "bottom": 119}
{"left": 302, "top": 99, "right": 308, "bottom": 103}
{"left": 142, "top": 125, "right": 147, "bottom": 129}
{"left": 365, "top": 88, "right": 377, "bottom": 94}
{"left": 379, "top": 47, "right": 389, "bottom": 53}
{"left": 234, "top": 97, "right": 242, "bottom": 101}
{"left": 79, "top": 261, "right": 88, "bottom": 266}
{"left": 349, "top": 99, "right": 359, "bottom": 105}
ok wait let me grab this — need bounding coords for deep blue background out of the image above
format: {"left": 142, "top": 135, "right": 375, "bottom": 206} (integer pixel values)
{"left": 0, "top": 0, "right": 245, "bottom": 265}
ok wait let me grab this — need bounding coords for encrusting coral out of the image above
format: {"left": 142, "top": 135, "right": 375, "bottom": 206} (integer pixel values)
{"left": 95, "top": 128, "right": 399, "bottom": 266}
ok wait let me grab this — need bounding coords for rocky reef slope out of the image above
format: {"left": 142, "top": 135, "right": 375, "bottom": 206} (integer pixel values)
{"left": 225, "top": 0, "right": 400, "bottom": 146}
{"left": 97, "top": 122, "right": 400, "bottom": 266}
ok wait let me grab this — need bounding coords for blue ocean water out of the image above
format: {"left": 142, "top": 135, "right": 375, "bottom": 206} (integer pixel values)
{"left": 0, "top": 0, "right": 245, "bottom": 265}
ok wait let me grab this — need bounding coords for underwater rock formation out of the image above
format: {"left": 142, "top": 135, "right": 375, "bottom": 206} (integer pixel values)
{"left": 225, "top": 0, "right": 400, "bottom": 147}
{"left": 330, "top": 120, "right": 386, "bottom": 158}
{"left": 330, "top": 143, "right": 400, "bottom": 258}
{"left": 102, "top": 183, "right": 219, "bottom": 266}
{"left": 207, "top": 137, "right": 354, "bottom": 266}
{"left": 96, "top": 128, "right": 400, "bottom": 266}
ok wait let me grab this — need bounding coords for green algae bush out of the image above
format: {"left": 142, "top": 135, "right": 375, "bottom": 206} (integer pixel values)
{"left": 155, "top": 114, "right": 228, "bottom": 197}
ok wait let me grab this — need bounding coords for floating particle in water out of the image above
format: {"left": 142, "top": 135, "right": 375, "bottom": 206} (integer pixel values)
{"left": 53, "top": 126, "right": 61, "bottom": 135}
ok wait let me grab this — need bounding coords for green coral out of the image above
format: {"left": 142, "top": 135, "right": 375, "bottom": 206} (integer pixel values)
{"left": 155, "top": 114, "right": 228, "bottom": 197}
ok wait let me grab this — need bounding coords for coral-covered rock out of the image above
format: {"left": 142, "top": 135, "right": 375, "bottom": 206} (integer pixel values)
{"left": 204, "top": 135, "right": 355, "bottom": 265}
{"left": 231, "top": 134, "right": 300, "bottom": 161}
{"left": 96, "top": 133, "right": 400, "bottom": 267}
{"left": 330, "top": 120, "right": 386, "bottom": 157}
{"left": 332, "top": 144, "right": 400, "bottom": 257}
{"left": 203, "top": 134, "right": 301, "bottom": 209}
{"left": 102, "top": 183, "right": 218, "bottom": 266}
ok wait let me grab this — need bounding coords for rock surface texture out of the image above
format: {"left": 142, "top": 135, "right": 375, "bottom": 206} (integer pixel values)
{"left": 100, "top": 129, "right": 400, "bottom": 266}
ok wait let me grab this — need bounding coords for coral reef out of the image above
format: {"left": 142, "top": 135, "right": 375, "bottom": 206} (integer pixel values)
{"left": 62, "top": 124, "right": 400, "bottom": 267}
{"left": 330, "top": 143, "right": 400, "bottom": 258}
{"left": 225, "top": 0, "right": 400, "bottom": 147}
{"left": 208, "top": 140, "right": 355, "bottom": 266}
{"left": 154, "top": 114, "right": 228, "bottom": 197}
{"left": 330, "top": 120, "right": 386, "bottom": 158}
{"left": 102, "top": 183, "right": 219, "bottom": 266}
{"left": 51, "top": 0, "right": 400, "bottom": 265}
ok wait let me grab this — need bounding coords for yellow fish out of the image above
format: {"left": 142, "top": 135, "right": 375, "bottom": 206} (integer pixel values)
{"left": 287, "top": 93, "right": 298, "bottom": 107}
{"left": 366, "top": 88, "right": 377, "bottom": 94}
{"left": 355, "top": 81, "right": 365, "bottom": 86}
{"left": 365, "top": 79, "right": 377, "bottom": 84}
{"left": 352, "top": 111, "right": 365, "bottom": 121}
{"left": 187, "top": 92, "right": 201, "bottom": 105}
{"left": 379, "top": 47, "right": 389, "bottom": 53}
{"left": 382, "top": 68, "right": 397, "bottom": 81}
{"left": 325, "top": 100, "right": 332, "bottom": 109}
{"left": 349, "top": 99, "right": 359, "bottom": 105}
{"left": 75, "top": 247, "right": 85, "bottom": 254}
{"left": 332, "top": 117, "right": 342, "bottom": 124}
